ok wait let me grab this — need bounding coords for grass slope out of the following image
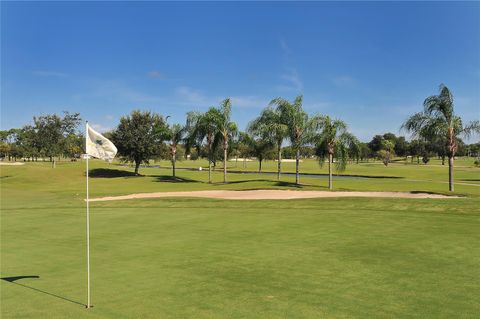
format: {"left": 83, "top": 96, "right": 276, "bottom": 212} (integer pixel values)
{"left": 1, "top": 160, "right": 479, "bottom": 318}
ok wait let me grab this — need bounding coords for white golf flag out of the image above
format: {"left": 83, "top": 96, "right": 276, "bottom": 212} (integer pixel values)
{"left": 86, "top": 123, "right": 117, "bottom": 162}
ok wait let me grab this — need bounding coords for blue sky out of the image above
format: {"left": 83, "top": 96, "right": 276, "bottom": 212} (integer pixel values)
{"left": 2, "top": 1, "right": 479, "bottom": 142}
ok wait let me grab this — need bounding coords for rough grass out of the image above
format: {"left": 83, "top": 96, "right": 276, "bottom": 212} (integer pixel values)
{"left": 1, "top": 160, "right": 479, "bottom": 318}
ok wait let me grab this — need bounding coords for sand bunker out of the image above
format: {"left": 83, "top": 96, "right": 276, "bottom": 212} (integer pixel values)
{"left": 89, "top": 189, "right": 458, "bottom": 202}
{"left": 0, "top": 162, "right": 25, "bottom": 166}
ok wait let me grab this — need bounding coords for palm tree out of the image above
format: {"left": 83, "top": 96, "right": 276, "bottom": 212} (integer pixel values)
{"left": 402, "top": 84, "right": 480, "bottom": 191}
{"left": 248, "top": 106, "right": 288, "bottom": 180}
{"left": 166, "top": 123, "right": 186, "bottom": 178}
{"left": 240, "top": 131, "right": 274, "bottom": 172}
{"left": 184, "top": 111, "right": 203, "bottom": 159}
{"left": 217, "top": 98, "right": 238, "bottom": 183}
{"left": 195, "top": 108, "right": 222, "bottom": 183}
{"left": 315, "top": 116, "right": 358, "bottom": 189}
{"left": 270, "top": 95, "right": 320, "bottom": 184}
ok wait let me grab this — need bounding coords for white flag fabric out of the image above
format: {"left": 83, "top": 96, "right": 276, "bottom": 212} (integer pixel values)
{"left": 86, "top": 123, "right": 117, "bottom": 162}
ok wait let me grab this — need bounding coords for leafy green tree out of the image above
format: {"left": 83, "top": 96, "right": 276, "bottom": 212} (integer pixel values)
{"left": 358, "top": 143, "right": 372, "bottom": 162}
{"left": 165, "top": 123, "right": 186, "bottom": 178}
{"left": 111, "top": 110, "right": 168, "bottom": 175}
{"left": 63, "top": 133, "right": 83, "bottom": 160}
{"left": 368, "top": 135, "right": 384, "bottom": 153}
{"left": 236, "top": 132, "right": 253, "bottom": 168}
{"left": 394, "top": 136, "right": 409, "bottom": 158}
{"left": 33, "top": 112, "right": 81, "bottom": 162}
{"left": 314, "top": 116, "right": 359, "bottom": 189}
{"left": 248, "top": 106, "right": 288, "bottom": 180}
{"left": 402, "top": 84, "right": 480, "bottom": 191}
{"left": 270, "top": 95, "right": 320, "bottom": 184}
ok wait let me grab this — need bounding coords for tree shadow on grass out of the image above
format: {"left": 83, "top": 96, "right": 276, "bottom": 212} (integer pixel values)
{"left": 273, "top": 181, "right": 307, "bottom": 188}
{"left": 89, "top": 168, "right": 137, "bottom": 178}
{"left": 1, "top": 276, "right": 85, "bottom": 307}
{"left": 154, "top": 175, "right": 201, "bottom": 183}
{"left": 211, "top": 179, "right": 272, "bottom": 185}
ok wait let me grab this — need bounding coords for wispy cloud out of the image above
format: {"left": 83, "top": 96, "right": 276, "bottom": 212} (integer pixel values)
{"left": 32, "top": 70, "right": 68, "bottom": 77}
{"left": 91, "top": 79, "right": 165, "bottom": 104}
{"left": 175, "top": 86, "right": 266, "bottom": 108}
{"left": 175, "top": 86, "right": 210, "bottom": 105}
{"left": 90, "top": 123, "right": 113, "bottom": 133}
{"left": 280, "top": 37, "right": 292, "bottom": 57}
{"left": 276, "top": 38, "right": 303, "bottom": 93}
{"left": 147, "top": 70, "right": 166, "bottom": 79}
{"left": 230, "top": 96, "right": 267, "bottom": 108}
{"left": 277, "top": 68, "right": 303, "bottom": 92}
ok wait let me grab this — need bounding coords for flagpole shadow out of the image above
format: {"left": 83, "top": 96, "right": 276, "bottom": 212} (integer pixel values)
{"left": 1, "top": 276, "right": 86, "bottom": 307}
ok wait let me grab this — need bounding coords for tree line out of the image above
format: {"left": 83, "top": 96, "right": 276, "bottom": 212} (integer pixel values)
{"left": 1, "top": 85, "right": 479, "bottom": 190}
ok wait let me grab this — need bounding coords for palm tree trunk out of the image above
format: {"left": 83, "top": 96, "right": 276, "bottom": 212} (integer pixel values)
{"left": 448, "top": 155, "right": 454, "bottom": 192}
{"left": 223, "top": 146, "right": 227, "bottom": 183}
{"left": 208, "top": 146, "right": 212, "bottom": 183}
{"left": 172, "top": 150, "right": 176, "bottom": 178}
{"left": 328, "top": 153, "right": 333, "bottom": 190}
{"left": 259, "top": 159, "right": 262, "bottom": 172}
{"left": 277, "top": 144, "right": 281, "bottom": 180}
{"left": 295, "top": 148, "right": 300, "bottom": 185}
{"left": 208, "top": 159, "right": 212, "bottom": 183}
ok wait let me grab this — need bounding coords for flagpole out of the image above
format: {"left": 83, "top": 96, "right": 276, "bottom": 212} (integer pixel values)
{"left": 86, "top": 121, "right": 92, "bottom": 309}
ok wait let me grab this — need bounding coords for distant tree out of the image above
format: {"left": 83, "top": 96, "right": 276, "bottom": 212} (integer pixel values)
{"left": 63, "top": 133, "right": 83, "bottom": 160}
{"left": 402, "top": 84, "right": 480, "bottom": 191}
{"left": 314, "top": 116, "right": 359, "bottom": 189}
{"left": 165, "top": 123, "right": 186, "bottom": 178}
{"left": 33, "top": 112, "right": 81, "bottom": 162}
{"left": 421, "top": 150, "right": 431, "bottom": 164}
{"left": 383, "top": 132, "right": 397, "bottom": 144}
{"left": 236, "top": 132, "right": 253, "bottom": 168}
{"left": 408, "top": 139, "right": 425, "bottom": 164}
{"left": 216, "top": 98, "right": 238, "bottom": 183}
{"left": 111, "top": 110, "right": 168, "bottom": 175}
{"left": 248, "top": 106, "right": 288, "bottom": 180}
{"left": 270, "top": 95, "right": 321, "bottom": 184}
{"left": 358, "top": 143, "right": 372, "bottom": 162}
{"left": 0, "top": 142, "right": 10, "bottom": 160}
{"left": 368, "top": 135, "right": 384, "bottom": 153}
{"left": 394, "top": 136, "right": 409, "bottom": 158}
{"left": 378, "top": 139, "right": 395, "bottom": 166}
{"left": 242, "top": 131, "right": 274, "bottom": 172}
{"left": 190, "top": 107, "right": 223, "bottom": 183}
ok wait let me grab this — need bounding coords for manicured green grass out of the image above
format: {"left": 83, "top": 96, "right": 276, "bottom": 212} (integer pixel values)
{"left": 1, "top": 160, "right": 479, "bottom": 318}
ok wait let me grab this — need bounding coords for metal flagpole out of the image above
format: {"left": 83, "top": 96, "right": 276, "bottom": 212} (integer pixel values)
{"left": 86, "top": 121, "right": 92, "bottom": 308}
